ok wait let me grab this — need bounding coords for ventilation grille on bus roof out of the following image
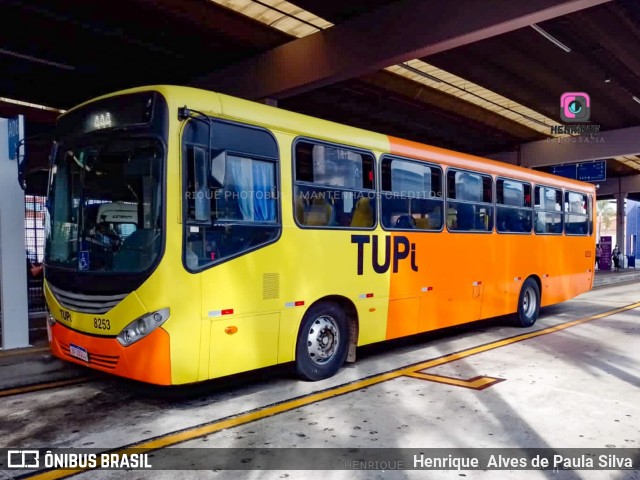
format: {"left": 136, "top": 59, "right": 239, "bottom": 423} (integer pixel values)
{"left": 49, "top": 284, "right": 128, "bottom": 315}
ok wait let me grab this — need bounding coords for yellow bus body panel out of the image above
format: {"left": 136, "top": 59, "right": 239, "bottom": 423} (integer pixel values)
{"left": 46, "top": 85, "right": 596, "bottom": 385}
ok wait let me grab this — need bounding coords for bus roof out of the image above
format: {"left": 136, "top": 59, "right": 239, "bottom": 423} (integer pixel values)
{"left": 64, "top": 85, "right": 595, "bottom": 195}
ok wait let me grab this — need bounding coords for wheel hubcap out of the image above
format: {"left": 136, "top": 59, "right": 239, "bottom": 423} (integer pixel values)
{"left": 523, "top": 287, "right": 536, "bottom": 317}
{"left": 306, "top": 315, "right": 339, "bottom": 365}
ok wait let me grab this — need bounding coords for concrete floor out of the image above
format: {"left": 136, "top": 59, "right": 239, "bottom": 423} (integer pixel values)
{"left": 1, "top": 282, "right": 639, "bottom": 480}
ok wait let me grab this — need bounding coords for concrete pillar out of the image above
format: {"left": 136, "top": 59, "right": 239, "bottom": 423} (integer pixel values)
{"left": 614, "top": 193, "right": 626, "bottom": 263}
{"left": 0, "top": 117, "right": 30, "bottom": 349}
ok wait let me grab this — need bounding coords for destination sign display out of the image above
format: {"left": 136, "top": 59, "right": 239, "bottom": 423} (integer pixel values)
{"left": 576, "top": 160, "right": 606, "bottom": 182}
{"left": 56, "top": 92, "right": 155, "bottom": 137}
{"left": 550, "top": 160, "right": 606, "bottom": 183}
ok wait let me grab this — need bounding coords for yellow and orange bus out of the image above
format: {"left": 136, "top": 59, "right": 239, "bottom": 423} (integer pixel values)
{"left": 42, "top": 85, "right": 595, "bottom": 385}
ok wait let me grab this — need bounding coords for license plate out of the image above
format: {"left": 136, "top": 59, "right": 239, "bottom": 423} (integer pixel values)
{"left": 69, "top": 344, "right": 89, "bottom": 362}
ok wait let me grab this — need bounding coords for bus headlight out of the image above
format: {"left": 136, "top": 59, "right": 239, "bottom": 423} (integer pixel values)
{"left": 117, "top": 308, "right": 170, "bottom": 346}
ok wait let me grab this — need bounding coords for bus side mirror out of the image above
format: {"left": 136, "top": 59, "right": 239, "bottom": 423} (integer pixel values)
{"left": 210, "top": 150, "right": 226, "bottom": 187}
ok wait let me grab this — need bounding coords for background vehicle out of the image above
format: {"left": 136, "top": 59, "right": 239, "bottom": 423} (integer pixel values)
{"left": 43, "top": 86, "right": 596, "bottom": 385}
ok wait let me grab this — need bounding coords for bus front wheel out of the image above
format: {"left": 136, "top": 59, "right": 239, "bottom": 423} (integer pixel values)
{"left": 295, "top": 302, "right": 349, "bottom": 381}
{"left": 514, "top": 277, "right": 540, "bottom": 328}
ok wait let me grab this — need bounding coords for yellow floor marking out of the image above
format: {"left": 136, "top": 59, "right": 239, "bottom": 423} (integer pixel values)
{"left": 405, "top": 372, "right": 504, "bottom": 390}
{"left": 0, "top": 377, "right": 90, "bottom": 398}
{"left": 25, "top": 301, "right": 640, "bottom": 480}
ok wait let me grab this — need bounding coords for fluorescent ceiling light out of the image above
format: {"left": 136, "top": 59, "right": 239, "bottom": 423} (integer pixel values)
{"left": 214, "top": 0, "right": 569, "bottom": 138}
{"left": 0, "top": 96, "right": 65, "bottom": 113}
{"left": 520, "top": 114, "right": 549, "bottom": 127}
{"left": 0, "top": 47, "right": 75, "bottom": 70}
{"left": 632, "top": 96, "right": 640, "bottom": 105}
{"left": 399, "top": 63, "right": 442, "bottom": 83}
{"left": 530, "top": 24, "right": 571, "bottom": 53}
{"left": 209, "top": 0, "right": 331, "bottom": 38}
{"left": 387, "top": 60, "right": 562, "bottom": 136}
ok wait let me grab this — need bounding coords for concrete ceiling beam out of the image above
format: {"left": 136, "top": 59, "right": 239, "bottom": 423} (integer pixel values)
{"left": 192, "top": 0, "right": 612, "bottom": 100}
{"left": 519, "top": 125, "right": 640, "bottom": 167}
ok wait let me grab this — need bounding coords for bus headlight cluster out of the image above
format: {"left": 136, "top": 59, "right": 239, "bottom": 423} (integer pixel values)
{"left": 47, "top": 311, "right": 57, "bottom": 326}
{"left": 117, "top": 308, "right": 170, "bottom": 346}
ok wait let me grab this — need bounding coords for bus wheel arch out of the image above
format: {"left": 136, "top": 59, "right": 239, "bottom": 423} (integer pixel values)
{"left": 294, "top": 296, "right": 358, "bottom": 381}
{"left": 514, "top": 275, "right": 541, "bottom": 328}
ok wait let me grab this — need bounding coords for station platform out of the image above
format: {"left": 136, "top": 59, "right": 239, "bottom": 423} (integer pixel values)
{"left": 592, "top": 266, "right": 640, "bottom": 287}
{"left": 1, "top": 267, "right": 639, "bottom": 394}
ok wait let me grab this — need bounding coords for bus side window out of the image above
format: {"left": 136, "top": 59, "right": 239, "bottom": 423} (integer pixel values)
{"left": 534, "top": 186, "right": 563, "bottom": 235}
{"left": 447, "top": 170, "right": 492, "bottom": 232}
{"left": 294, "top": 141, "right": 376, "bottom": 229}
{"left": 182, "top": 118, "right": 281, "bottom": 271}
{"left": 380, "top": 156, "right": 443, "bottom": 231}
{"left": 564, "top": 191, "right": 588, "bottom": 236}
{"left": 496, "top": 179, "right": 532, "bottom": 234}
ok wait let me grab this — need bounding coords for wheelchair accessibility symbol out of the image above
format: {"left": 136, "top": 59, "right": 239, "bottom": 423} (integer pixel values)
{"left": 79, "top": 251, "right": 90, "bottom": 271}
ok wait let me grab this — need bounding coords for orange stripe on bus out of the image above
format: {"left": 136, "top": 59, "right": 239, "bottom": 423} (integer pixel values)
{"left": 50, "top": 324, "right": 171, "bottom": 386}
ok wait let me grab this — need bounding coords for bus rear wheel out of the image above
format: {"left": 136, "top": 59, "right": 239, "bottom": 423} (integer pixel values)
{"left": 295, "top": 302, "right": 349, "bottom": 381}
{"left": 514, "top": 277, "right": 540, "bottom": 328}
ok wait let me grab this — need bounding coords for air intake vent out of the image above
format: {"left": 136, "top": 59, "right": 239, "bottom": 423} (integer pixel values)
{"left": 60, "top": 343, "right": 119, "bottom": 370}
{"left": 49, "top": 284, "right": 128, "bottom": 314}
{"left": 263, "top": 273, "right": 280, "bottom": 300}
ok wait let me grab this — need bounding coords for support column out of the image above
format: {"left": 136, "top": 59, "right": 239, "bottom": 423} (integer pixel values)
{"left": 0, "top": 117, "right": 30, "bottom": 349}
{"left": 614, "top": 193, "right": 626, "bottom": 264}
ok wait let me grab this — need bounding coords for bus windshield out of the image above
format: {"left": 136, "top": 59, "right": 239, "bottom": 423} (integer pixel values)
{"left": 45, "top": 137, "right": 163, "bottom": 273}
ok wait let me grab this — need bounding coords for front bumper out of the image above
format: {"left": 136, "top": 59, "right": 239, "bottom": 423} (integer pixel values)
{"left": 49, "top": 322, "right": 172, "bottom": 385}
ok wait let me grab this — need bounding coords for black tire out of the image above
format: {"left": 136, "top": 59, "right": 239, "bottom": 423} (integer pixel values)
{"left": 295, "top": 302, "right": 349, "bottom": 381}
{"left": 513, "top": 277, "right": 540, "bottom": 328}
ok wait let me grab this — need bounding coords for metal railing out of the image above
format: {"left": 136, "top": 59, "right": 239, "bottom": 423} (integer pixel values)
{"left": 25, "top": 195, "right": 46, "bottom": 315}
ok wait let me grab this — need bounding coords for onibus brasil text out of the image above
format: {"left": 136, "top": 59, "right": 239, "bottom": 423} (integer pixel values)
{"left": 13, "top": 451, "right": 152, "bottom": 470}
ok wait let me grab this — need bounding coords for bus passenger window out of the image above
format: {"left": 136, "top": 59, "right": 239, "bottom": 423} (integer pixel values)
{"left": 534, "top": 186, "right": 563, "bottom": 235}
{"left": 446, "top": 170, "right": 493, "bottom": 232}
{"left": 196, "top": 154, "right": 278, "bottom": 268}
{"left": 564, "top": 191, "right": 588, "bottom": 235}
{"left": 496, "top": 179, "right": 532, "bottom": 234}
{"left": 380, "top": 156, "right": 443, "bottom": 231}
{"left": 182, "top": 119, "right": 281, "bottom": 271}
{"left": 294, "top": 141, "right": 376, "bottom": 229}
